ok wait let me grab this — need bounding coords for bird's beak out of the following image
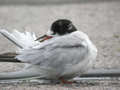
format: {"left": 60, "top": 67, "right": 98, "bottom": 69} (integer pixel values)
{"left": 35, "top": 34, "right": 53, "bottom": 42}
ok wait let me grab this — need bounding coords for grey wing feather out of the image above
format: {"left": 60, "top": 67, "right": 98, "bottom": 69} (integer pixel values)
{"left": 16, "top": 33, "right": 88, "bottom": 68}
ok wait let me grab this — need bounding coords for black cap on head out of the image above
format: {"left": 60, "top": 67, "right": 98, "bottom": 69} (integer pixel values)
{"left": 51, "top": 19, "right": 77, "bottom": 35}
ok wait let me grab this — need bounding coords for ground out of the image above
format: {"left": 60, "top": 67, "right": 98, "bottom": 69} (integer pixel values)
{"left": 0, "top": 0, "right": 120, "bottom": 89}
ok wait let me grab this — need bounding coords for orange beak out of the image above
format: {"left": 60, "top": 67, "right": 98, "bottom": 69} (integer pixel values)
{"left": 43, "top": 35, "right": 53, "bottom": 40}
{"left": 36, "top": 35, "right": 53, "bottom": 42}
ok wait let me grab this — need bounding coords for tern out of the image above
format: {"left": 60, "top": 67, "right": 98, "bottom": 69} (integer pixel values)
{"left": 0, "top": 19, "right": 97, "bottom": 83}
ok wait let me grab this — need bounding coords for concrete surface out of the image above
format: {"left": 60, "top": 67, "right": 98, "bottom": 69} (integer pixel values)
{"left": 0, "top": 0, "right": 120, "bottom": 89}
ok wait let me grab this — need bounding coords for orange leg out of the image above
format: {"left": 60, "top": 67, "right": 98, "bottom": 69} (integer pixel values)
{"left": 59, "top": 77, "right": 73, "bottom": 84}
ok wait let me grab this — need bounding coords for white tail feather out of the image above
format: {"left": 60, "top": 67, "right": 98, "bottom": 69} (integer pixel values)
{"left": 0, "top": 29, "right": 40, "bottom": 49}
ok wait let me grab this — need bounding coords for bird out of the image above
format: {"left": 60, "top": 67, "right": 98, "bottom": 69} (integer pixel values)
{"left": 0, "top": 19, "right": 97, "bottom": 83}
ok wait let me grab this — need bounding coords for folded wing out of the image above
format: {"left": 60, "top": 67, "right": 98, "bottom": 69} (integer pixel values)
{"left": 16, "top": 32, "right": 89, "bottom": 70}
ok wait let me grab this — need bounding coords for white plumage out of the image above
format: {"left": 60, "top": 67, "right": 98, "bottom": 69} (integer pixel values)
{"left": 0, "top": 29, "right": 40, "bottom": 50}
{"left": 0, "top": 29, "right": 97, "bottom": 81}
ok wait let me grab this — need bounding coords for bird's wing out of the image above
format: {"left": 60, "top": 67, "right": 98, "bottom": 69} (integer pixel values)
{"left": 16, "top": 32, "right": 88, "bottom": 68}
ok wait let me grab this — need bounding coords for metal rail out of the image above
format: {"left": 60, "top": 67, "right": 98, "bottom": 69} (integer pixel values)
{"left": 0, "top": 52, "right": 22, "bottom": 63}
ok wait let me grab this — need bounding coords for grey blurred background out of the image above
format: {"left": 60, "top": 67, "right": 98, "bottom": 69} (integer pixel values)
{"left": 0, "top": 0, "right": 120, "bottom": 89}
{"left": 0, "top": 0, "right": 119, "bottom": 5}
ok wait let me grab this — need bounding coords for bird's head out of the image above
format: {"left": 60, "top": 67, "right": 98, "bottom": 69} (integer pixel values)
{"left": 50, "top": 19, "right": 77, "bottom": 36}
{"left": 36, "top": 19, "right": 77, "bottom": 41}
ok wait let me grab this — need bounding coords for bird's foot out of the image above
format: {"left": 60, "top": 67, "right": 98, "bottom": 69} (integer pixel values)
{"left": 59, "top": 77, "right": 74, "bottom": 84}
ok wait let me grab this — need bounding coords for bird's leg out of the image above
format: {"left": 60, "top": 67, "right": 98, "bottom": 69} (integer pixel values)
{"left": 59, "top": 77, "right": 74, "bottom": 84}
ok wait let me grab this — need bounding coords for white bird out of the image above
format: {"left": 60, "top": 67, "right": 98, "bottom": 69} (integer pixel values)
{"left": 0, "top": 19, "right": 97, "bottom": 83}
